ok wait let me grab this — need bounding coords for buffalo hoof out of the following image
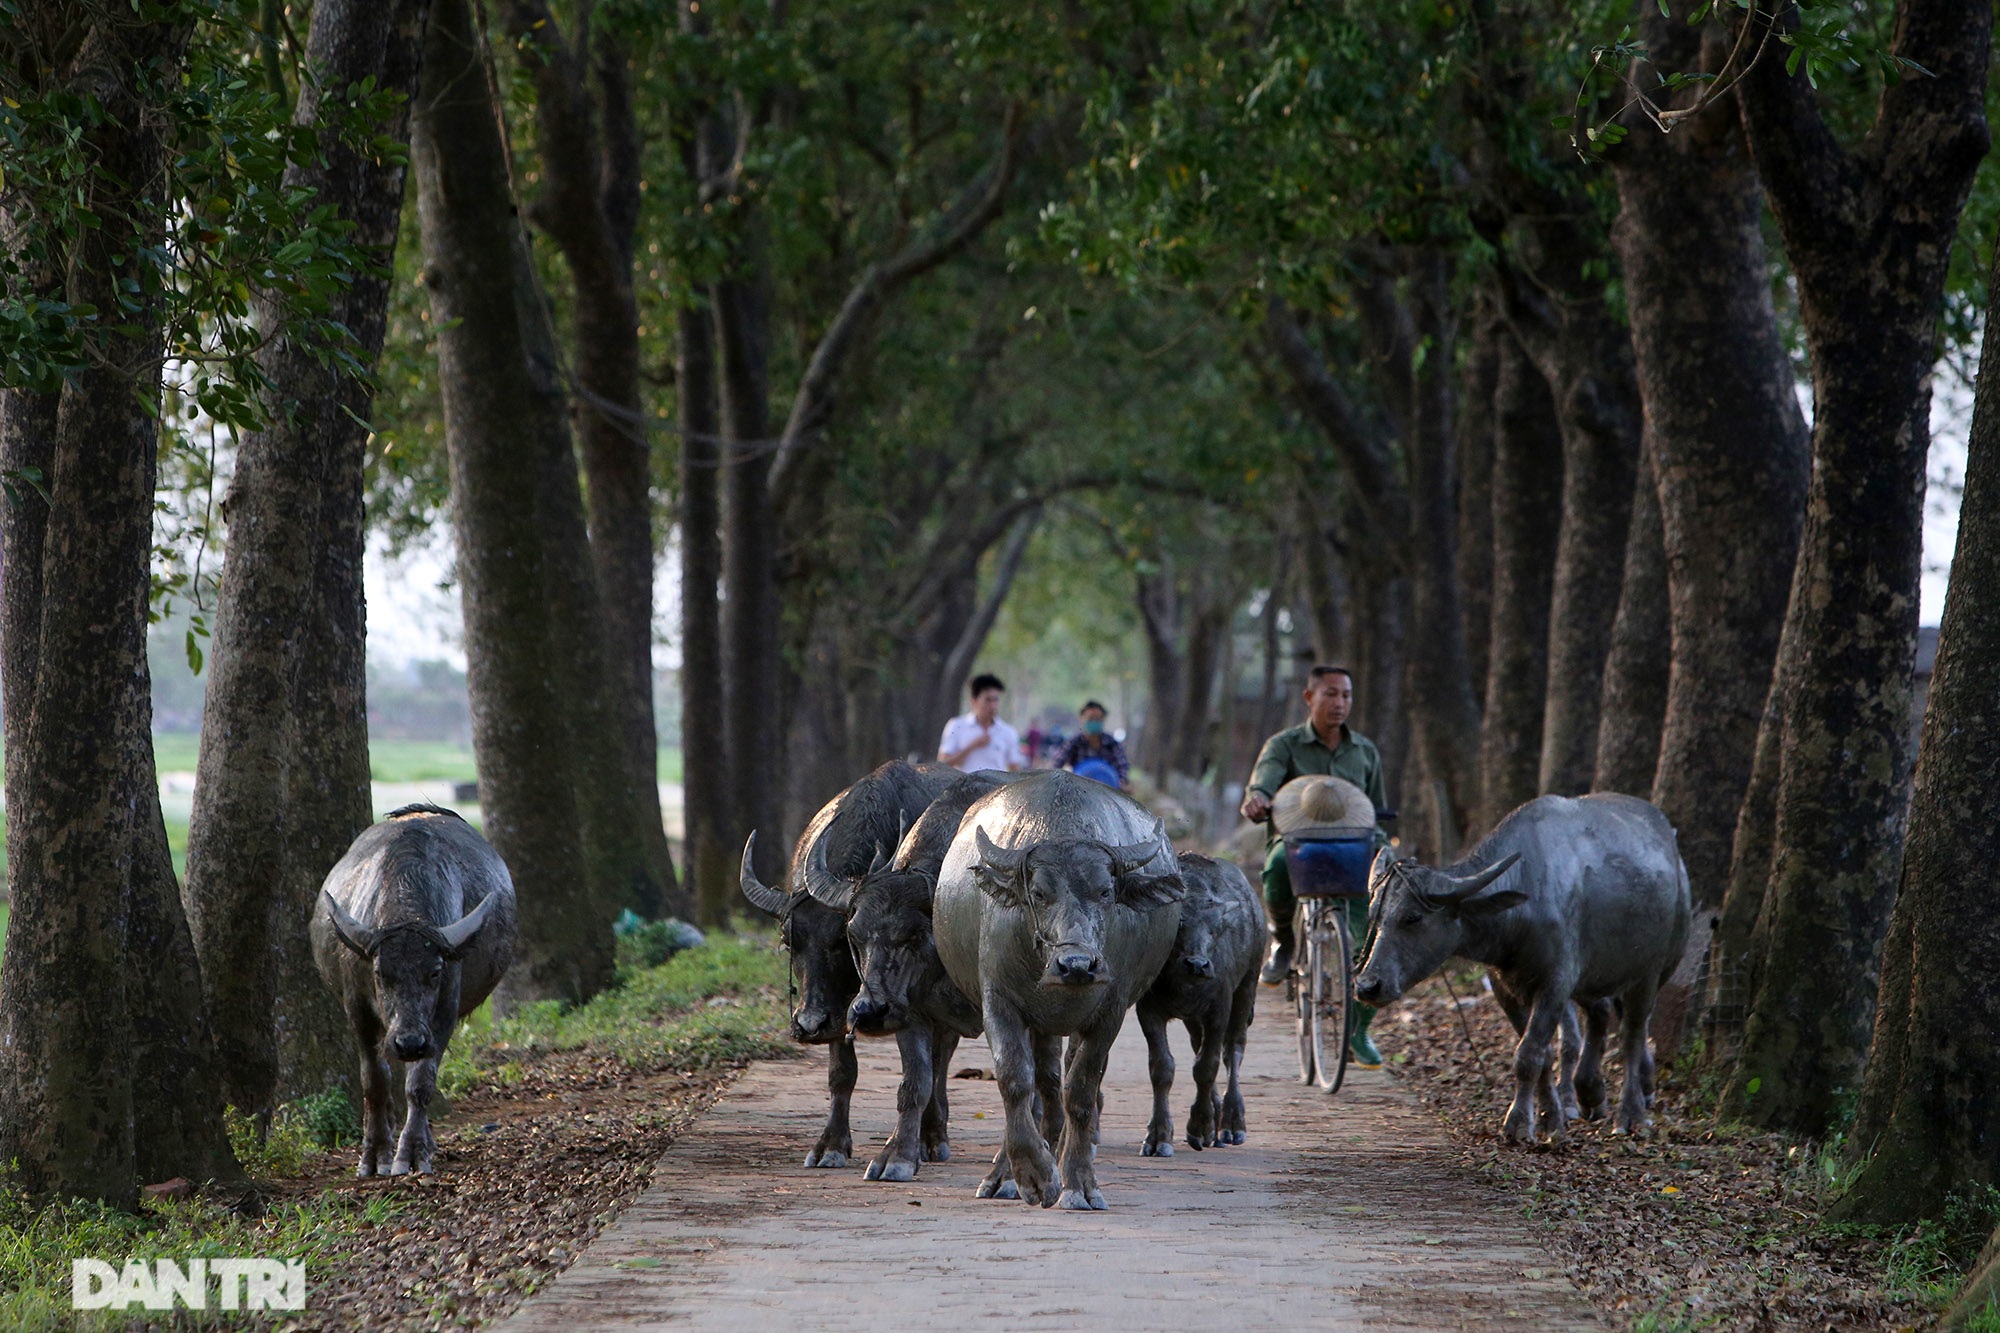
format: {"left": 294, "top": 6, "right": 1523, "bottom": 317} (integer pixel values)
{"left": 975, "top": 1178, "right": 1020, "bottom": 1200}
{"left": 1058, "top": 1187, "right": 1108, "bottom": 1211}
{"left": 1218, "top": 1129, "right": 1246, "bottom": 1146}
{"left": 1613, "top": 1114, "right": 1653, "bottom": 1139}
{"left": 924, "top": 1140, "right": 951, "bottom": 1163}
{"left": 1502, "top": 1114, "right": 1537, "bottom": 1146}
{"left": 804, "top": 1147, "right": 850, "bottom": 1168}
{"left": 865, "top": 1157, "right": 917, "bottom": 1183}
{"left": 1141, "top": 1136, "right": 1174, "bottom": 1157}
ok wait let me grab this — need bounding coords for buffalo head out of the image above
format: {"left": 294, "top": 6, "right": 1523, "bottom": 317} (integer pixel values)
{"left": 741, "top": 832, "right": 859, "bottom": 1044}
{"left": 972, "top": 820, "right": 1183, "bottom": 988}
{"left": 1353, "top": 849, "right": 1525, "bottom": 1006}
{"left": 323, "top": 889, "right": 501, "bottom": 1062}
{"left": 843, "top": 867, "right": 937, "bottom": 1036}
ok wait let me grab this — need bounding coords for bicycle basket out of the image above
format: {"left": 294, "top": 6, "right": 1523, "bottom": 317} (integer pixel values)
{"left": 1283, "top": 832, "right": 1375, "bottom": 898}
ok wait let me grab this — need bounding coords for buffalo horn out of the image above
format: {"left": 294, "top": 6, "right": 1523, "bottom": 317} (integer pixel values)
{"left": 1437, "top": 852, "right": 1524, "bottom": 902}
{"left": 321, "top": 889, "right": 381, "bottom": 957}
{"left": 803, "top": 835, "right": 849, "bottom": 905}
{"left": 973, "top": 826, "right": 1030, "bottom": 874}
{"left": 439, "top": 889, "right": 502, "bottom": 954}
{"left": 866, "top": 841, "right": 892, "bottom": 876}
{"left": 740, "top": 832, "right": 791, "bottom": 916}
{"left": 1105, "top": 818, "right": 1166, "bottom": 875}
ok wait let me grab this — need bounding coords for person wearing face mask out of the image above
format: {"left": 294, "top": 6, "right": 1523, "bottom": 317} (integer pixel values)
{"left": 1057, "top": 700, "right": 1131, "bottom": 792}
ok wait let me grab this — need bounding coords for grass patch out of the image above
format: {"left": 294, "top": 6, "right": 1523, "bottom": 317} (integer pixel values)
{"left": 0, "top": 1173, "right": 403, "bottom": 1332}
{"left": 441, "top": 931, "right": 789, "bottom": 1096}
{"left": 148, "top": 734, "right": 683, "bottom": 786}
{"left": 225, "top": 1091, "right": 361, "bottom": 1180}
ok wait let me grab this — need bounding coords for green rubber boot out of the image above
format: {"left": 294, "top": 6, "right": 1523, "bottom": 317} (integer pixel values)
{"left": 1348, "top": 1004, "right": 1383, "bottom": 1070}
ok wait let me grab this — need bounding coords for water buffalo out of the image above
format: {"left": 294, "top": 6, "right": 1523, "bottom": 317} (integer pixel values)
{"left": 1354, "top": 793, "right": 1690, "bottom": 1143}
{"left": 1137, "top": 852, "right": 1259, "bottom": 1156}
{"left": 804, "top": 770, "right": 1014, "bottom": 1181}
{"left": 740, "top": 760, "right": 957, "bottom": 1168}
{"left": 934, "top": 770, "right": 1185, "bottom": 1209}
{"left": 312, "top": 804, "right": 515, "bottom": 1177}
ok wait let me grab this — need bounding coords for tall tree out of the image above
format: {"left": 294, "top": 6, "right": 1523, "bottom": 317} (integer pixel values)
{"left": 1606, "top": 3, "right": 1811, "bottom": 1050}
{"left": 184, "top": 0, "right": 429, "bottom": 1118}
{"left": 1834, "top": 222, "right": 2000, "bottom": 1226}
{"left": 411, "top": 0, "right": 612, "bottom": 1004}
{"left": 1473, "top": 327, "right": 1563, "bottom": 833}
{"left": 506, "top": 0, "right": 684, "bottom": 920}
{"left": 0, "top": 5, "right": 236, "bottom": 1202}
{"left": 1591, "top": 443, "right": 1669, "bottom": 796}
{"left": 1721, "top": 0, "right": 1991, "bottom": 1133}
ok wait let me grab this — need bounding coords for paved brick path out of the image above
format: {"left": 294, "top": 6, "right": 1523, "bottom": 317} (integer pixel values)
{"left": 496, "top": 1000, "right": 1599, "bottom": 1331}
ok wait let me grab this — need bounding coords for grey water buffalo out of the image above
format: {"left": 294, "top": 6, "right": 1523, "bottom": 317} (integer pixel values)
{"left": 806, "top": 770, "right": 1013, "bottom": 1181}
{"left": 1354, "top": 793, "right": 1690, "bottom": 1143}
{"left": 741, "top": 759, "right": 957, "bottom": 1168}
{"left": 1137, "top": 852, "right": 1259, "bottom": 1156}
{"left": 312, "top": 804, "right": 515, "bottom": 1177}
{"left": 934, "top": 770, "right": 1185, "bottom": 1209}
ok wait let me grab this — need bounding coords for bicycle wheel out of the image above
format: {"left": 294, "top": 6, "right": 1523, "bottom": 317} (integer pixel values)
{"left": 1301, "top": 902, "right": 1339, "bottom": 1090}
{"left": 1294, "top": 902, "right": 1317, "bottom": 1084}
{"left": 1318, "top": 911, "right": 1356, "bottom": 1094}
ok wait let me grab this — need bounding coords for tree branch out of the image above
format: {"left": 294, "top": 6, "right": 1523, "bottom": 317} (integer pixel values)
{"left": 935, "top": 506, "right": 1041, "bottom": 704}
{"left": 1262, "top": 296, "right": 1410, "bottom": 532}
{"left": 769, "top": 102, "right": 1026, "bottom": 505}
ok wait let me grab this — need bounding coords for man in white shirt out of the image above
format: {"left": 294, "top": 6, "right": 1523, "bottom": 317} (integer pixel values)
{"left": 938, "top": 673, "right": 1025, "bottom": 773}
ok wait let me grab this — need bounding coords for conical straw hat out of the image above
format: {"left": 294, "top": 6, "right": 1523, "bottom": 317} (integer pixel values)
{"left": 1272, "top": 774, "right": 1374, "bottom": 838}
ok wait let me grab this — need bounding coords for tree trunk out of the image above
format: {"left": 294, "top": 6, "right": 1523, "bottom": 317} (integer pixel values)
{"left": 1721, "top": 0, "right": 1990, "bottom": 1135}
{"left": 1397, "top": 256, "right": 1481, "bottom": 845}
{"left": 1832, "top": 244, "right": 2000, "bottom": 1222}
{"left": 678, "top": 290, "right": 732, "bottom": 926}
{"left": 507, "top": 0, "right": 681, "bottom": 920}
{"left": 0, "top": 13, "right": 236, "bottom": 1202}
{"left": 1474, "top": 331, "right": 1562, "bottom": 835}
{"left": 1136, "top": 563, "right": 1186, "bottom": 777}
{"left": 184, "top": 0, "right": 427, "bottom": 1117}
{"left": 1455, "top": 309, "right": 1499, "bottom": 712}
{"left": 714, "top": 272, "right": 785, "bottom": 885}
{"left": 1591, "top": 441, "right": 1669, "bottom": 796}
{"left": 1607, "top": 6, "right": 1812, "bottom": 1057}
{"left": 1494, "top": 271, "right": 1639, "bottom": 798}
{"left": 413, "top": 0, "right": 611, "bottom": 1006}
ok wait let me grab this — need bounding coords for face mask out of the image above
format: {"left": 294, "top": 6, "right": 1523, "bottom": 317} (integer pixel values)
{"left": 1083, "top": 719, "right": 1104, "bottom": 736}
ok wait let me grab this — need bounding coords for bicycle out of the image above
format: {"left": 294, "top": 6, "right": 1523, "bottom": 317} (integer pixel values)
{"left": 1283, "top": 828, "right": 1383, "bottom": 1094}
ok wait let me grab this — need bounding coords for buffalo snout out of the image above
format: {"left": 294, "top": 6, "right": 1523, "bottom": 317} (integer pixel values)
{"left": 1044, "top": 951, "right": 1108, "bottom": 987}
{"left": 1354, "top": 974, "right": 1388, "bottom": 1005}
{"left": 391, "top": 1032, "right": 432, "bottom": 1061}
{"left": 847, "top": 995, "right": 906, "bottom": 1035}
{"left": 1180, "top": 954, "right": 1214, "bottom": 978}
{"left": 791, "top": 1009, "right": 842, "bottom": 1043}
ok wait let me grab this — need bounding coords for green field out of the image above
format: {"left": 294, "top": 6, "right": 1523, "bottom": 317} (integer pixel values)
{"left": 147, "top": 733, "right": 683, "bottom": 784}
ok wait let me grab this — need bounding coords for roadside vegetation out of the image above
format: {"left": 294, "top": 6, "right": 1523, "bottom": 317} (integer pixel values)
{"left": 0, "top": 929, "right": 787, "bottom": 1330}
{"left": 1379, "top": 970, "right": 2000, "bottom": 1330}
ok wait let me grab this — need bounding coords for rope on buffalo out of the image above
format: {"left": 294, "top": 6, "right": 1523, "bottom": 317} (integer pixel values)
{"left": 1368, "top": 860, "right": 1496, "bottom": 1080}
{"left": 1436, "top": 969, "right": 1490, "bottom": 1081}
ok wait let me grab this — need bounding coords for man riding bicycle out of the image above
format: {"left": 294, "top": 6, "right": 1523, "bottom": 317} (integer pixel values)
{"left": 1239, "top": 664, "right": 1390, "bottom": 1070}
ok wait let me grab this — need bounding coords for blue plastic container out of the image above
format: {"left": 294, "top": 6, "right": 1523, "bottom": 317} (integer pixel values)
{"left": 1283, "top": 833, "right": 1376, "bottom": 898}
{"left": 1072, "top": 757, "right": 1121, "bottom": 788}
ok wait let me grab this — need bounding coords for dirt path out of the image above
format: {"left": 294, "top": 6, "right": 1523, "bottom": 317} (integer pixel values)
{"left": 494, "top": 998, "right": 1600, "bottom": 1331}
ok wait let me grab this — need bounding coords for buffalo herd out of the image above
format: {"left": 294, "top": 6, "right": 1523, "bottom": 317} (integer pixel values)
{"left": 304, "top": 761, "right": 1689, "bottom": 1203}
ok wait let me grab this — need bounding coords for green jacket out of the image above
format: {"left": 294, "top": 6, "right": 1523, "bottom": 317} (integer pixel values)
{"left": 1247, "top": 720, "right": 1389, "bottom": 843}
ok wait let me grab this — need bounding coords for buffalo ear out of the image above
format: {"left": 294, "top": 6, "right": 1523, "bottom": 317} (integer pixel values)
{"left": 1118, "top": 869, "right": 1185, "bottom": 910}
{"left": 972, "top": 860, "right": 1025, "bottom": 907}
{"left": 1455, "top": 886, "right": 1529, "bottom": 917}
